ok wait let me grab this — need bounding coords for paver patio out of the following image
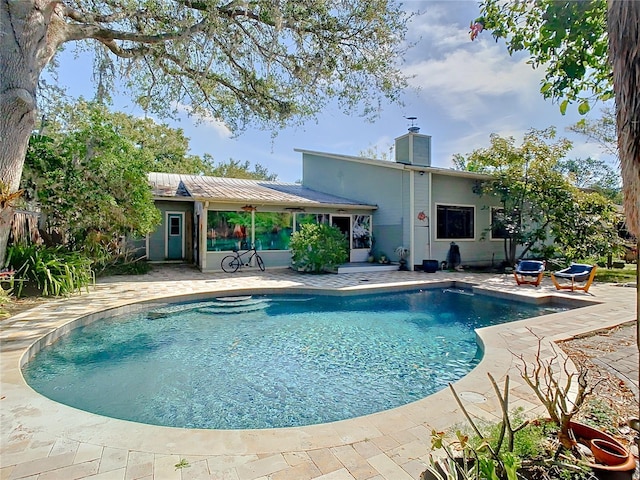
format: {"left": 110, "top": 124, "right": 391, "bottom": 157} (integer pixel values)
{"left": 1, "top": 266, "right": 637, "bottom": 479}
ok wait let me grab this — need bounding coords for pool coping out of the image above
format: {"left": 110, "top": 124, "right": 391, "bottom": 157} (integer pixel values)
{"left": 1, "top": 269, "right": 636, "bottom": 480}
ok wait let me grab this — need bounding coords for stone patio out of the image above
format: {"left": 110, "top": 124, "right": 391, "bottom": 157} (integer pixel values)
{"left": 1, "top": 266, "right": 637, "bottom": 480}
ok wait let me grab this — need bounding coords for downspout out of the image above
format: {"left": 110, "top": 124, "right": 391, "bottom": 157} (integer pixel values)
{"left": 409, "top": 170, "right": 415, "bottom": 271}
{"left": 428, "top": 172, "right": 433, "bottom": 259}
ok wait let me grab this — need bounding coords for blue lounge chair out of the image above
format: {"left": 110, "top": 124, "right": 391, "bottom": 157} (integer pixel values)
{"left": 551, "top": 263, "right": 597, "bottom": 293}
{"left": 513, "top": 260, "right": 545, "bottom": 286}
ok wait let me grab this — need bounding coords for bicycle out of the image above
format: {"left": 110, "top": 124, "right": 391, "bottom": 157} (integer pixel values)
{"left": 221, "top": 246, "right": 265, "bottom": 273}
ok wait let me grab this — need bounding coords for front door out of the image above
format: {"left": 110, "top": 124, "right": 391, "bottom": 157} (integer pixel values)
{"left": 167, "top": 213, "right": 184, "bottom": 260}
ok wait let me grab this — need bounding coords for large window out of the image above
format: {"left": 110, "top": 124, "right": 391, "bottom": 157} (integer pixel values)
{"left": 436, "top": 205, "right": 474, "bottom": 239}
{"left": 254, "top": 212, "right": 292, "bottom": 250}
{"left": 207, "top": 211, "right": 251, "bottom": 251}
{"left": 206, "top": 211, "right": 293, "bottom": 251}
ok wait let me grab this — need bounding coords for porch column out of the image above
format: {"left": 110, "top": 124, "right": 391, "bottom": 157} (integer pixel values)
{"left": 200, "top": 202, "right": 208, "bottom": 271}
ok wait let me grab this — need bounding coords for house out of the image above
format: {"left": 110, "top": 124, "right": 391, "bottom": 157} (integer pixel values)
{"left": 147, "top": 128, "right": 512, "bottom": 272}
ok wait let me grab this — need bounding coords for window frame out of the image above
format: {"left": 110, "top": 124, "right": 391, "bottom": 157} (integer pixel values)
{"left": 435, "top": 203, "right": 476, "bottom": 241}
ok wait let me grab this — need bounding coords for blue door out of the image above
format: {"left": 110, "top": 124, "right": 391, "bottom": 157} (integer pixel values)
{"left": 167, "top": 213, "right": 183, "bottom": 260}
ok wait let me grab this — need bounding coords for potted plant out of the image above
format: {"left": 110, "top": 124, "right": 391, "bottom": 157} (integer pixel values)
{"left": 422, "top": 330, "right": 636, "bottom": 480}
{"left": 395, "top": 246, "right": 410, "bottom": 271}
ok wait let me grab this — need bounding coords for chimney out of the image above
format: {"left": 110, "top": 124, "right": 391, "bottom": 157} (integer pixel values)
{"left": 395, "top": 117, "right": 431, "bottom": 167}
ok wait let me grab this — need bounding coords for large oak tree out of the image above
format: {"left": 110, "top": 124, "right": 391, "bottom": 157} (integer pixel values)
{"left": 0, "top": 0, "right": 410, "bottom": 264}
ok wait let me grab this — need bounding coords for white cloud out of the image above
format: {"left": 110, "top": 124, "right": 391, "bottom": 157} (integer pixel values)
{"left": 173, "top": 102, "right": 233, "bottom": 139}
{"left": 404, "top": 42, "right": 544, "bottom": 122}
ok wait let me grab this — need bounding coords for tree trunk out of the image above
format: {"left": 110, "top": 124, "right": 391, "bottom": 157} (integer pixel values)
{"left": 0, "top": 0, "right": 63, "bottom": 266}
{"left": 607, "top": 0, "right": 640, "bottom": 424}
{"left": 608, "top": 0, "right": 640, "bottom": 238}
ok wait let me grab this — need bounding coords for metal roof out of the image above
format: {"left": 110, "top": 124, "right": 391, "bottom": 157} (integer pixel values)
{"left": 148, "top": 172, "right": 377, "bottom": 210}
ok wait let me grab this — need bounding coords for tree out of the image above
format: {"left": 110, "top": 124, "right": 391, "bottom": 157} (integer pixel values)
{"left": 454, "top": 128, "right": 619, "bottom": 264}
{"left": 608, "top": 1, "right": 640, "bottom": 238}
{"left": 568, "top": 106, "right": 618, "bottom": 157}
{"left": 203, "top": 156, "right": 278, "bottom": 181}
{"left": 551, "top": 189, "right": 621, "bottom": 262}
{"left": 556, "top": 157, "right": 621, "bottom": 203}
{"left": 0, "top": 0, "right": 410, "bottom": 265}
{"left": 471, "top": 0, "right": 610, "bottom": 115}
{"left": 472, "top": 0, "right": 639, "bottom": 238}
{"left": 472, "top": 0, "right": 640, "bottom": 405}
{"left": 22, "top": 103, "right": 161, "bottom": 248}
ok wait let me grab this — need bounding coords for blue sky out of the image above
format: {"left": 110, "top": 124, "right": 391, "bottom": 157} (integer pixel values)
{"left": 47, "top": 1, "right": 614, "bottom": 183}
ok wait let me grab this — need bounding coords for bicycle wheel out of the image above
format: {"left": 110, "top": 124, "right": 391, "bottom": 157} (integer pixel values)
{"left": 255, "top": 254, "right": 265, "bottom": 271}
{"left": 221, "top": 255, "right": 240, "bottom": 273}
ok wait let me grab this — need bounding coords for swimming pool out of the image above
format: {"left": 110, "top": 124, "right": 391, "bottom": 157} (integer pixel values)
{"left": 22, "top": 288, "right": 563, "bottom": 429}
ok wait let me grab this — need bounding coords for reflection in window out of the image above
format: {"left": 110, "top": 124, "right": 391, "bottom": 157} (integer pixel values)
{"left": 436, "top": 205, "right": 474, "bottom": 239}
{"left": 206, "top": 211, "right": 293, "bottom": 251}
{"left": 206, "top": 211, "right": 251, "bottom": 251}
{"left": 490, "top": 207, "right": 519, "bottom": 240}
{"left": 295, "top": 213, "right": 329, "bottom": 231}
{"left": 254, "top": 212, "right": 292, "bottom": 251}
{"left": 352, "top": 215, "right": 371, "bottom": 249}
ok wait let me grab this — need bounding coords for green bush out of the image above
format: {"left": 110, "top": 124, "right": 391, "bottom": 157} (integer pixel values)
{"left": 289, "top": 223, "right": 348, "bottom": 273}
{"left": 99, "top": 259, "right": 152, "bottom": 277}
{"left": 7, "top": 245, "right": 94, "bottom": 297}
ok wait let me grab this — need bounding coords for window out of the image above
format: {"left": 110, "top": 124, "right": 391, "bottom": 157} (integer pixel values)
{"left": 169, "top": 216, "right": 181, "bottom": 236}
{"left": 490, "top": 207, "right": 520, "bottom": 240}
{"left": 352, "top": 215, "right": 372, "bottom": 249}
{"left": 294, "top": 213, "right": 329, "bottom": 231}
{"left": 436, "top": 205, "right": 474, "bottom": 239}
{"left": 490, "top": 207, "right": 508, "bottom": 239}
{"left": 206, "top": 211, "right": 293, "bottom": 252}
{"left": 254, "top": 212, "right": 292, "bottom": 251}
{"left": 206, "top": 211, "right": 251, "bottom": 251}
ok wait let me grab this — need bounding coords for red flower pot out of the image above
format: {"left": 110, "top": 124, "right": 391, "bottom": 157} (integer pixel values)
{"left": 590, "top": 438, "right": 630, "bottom": 466}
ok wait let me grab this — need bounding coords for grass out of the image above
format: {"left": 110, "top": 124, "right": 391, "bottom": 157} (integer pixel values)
{"left": 594, "top": 263, "right": 637, "bottom": 283}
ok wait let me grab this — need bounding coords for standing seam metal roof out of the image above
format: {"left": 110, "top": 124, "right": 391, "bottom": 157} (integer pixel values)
{"left": 148, "top": 172, "right": 377, "bottom": 209}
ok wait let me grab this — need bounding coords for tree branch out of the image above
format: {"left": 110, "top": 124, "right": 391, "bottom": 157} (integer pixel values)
{"left": 62, "top": 12, "right": 208, "bottom": 46}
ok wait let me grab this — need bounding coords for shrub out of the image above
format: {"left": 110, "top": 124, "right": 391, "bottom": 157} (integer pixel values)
{"left": 289, "top": 223, "right": 348, "bottom": 273}
{"left": 7, "top": 245, "right": 94, "bottom": 297}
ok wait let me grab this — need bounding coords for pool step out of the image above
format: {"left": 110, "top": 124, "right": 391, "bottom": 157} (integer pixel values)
{"left": 198, "top": 299, "right": 269, "bottom": 315}
{"left": 147, "top": 301, "right": 222, "bottom": 318}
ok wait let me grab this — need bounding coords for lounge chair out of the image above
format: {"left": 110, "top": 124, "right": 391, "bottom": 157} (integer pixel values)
{"left": 551, "top": 263, "right": 597, "bottom": 293}
{"left": 513, "top": 260, "right": 545, "bottom": 286}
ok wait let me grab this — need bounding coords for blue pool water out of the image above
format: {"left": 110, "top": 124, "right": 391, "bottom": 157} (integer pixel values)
{"left": 22, "top": 289, "right": 563, "bottom": 429}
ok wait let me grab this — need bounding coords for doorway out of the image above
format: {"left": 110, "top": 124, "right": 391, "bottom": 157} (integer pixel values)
{"left": 166, "top": 212, "right": 184, "bottom": 260}
{"left": 331, "top": 215, "right": 351, "bottom": 262}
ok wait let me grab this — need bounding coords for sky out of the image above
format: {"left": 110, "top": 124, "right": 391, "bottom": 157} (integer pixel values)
{"left": 46, "top": 1, "right": 614, "bottom": 183}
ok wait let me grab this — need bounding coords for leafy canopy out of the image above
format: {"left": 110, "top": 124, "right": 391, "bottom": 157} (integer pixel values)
{"left": 472, "top": 0, "right": 610, "bottom": 114}
{"left": 44, "top": 0, "right": 410, "bottom": 131}
{"left": 22, "top": 102, "right": 162, "bottom": 246}
{"left": 21, "top": 99, "right": 279, "bottom": 251}
{"left": 454, "top": 127, "right": 620, "bottom": 263}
